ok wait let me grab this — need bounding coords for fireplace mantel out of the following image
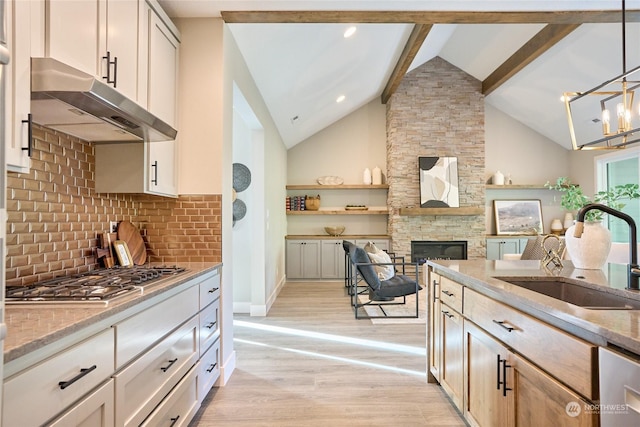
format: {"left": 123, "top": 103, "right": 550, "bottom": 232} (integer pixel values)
{"left": 398, "top": 207, "right": 484, "bottom": 216}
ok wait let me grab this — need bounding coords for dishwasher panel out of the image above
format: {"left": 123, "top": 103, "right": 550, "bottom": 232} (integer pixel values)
{"left": 599, "top": 347, "right": 640, "bottom": 427}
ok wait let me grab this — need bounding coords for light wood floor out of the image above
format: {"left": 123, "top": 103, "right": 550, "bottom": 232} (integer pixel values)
{"left": 189, "top": 281, "right": 465, "bottom": 427}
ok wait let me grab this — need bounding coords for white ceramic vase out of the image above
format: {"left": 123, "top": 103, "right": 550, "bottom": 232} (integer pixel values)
{"left": 564, "top": 221, "right": 611, "bottom": 270}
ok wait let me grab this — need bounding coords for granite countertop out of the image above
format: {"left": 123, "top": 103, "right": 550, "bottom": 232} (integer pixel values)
{"left": 3, "top": 263, "right": 221, "bottom": 365}
{"left": 427, "top": 259, "right": 640, "bottom": 355}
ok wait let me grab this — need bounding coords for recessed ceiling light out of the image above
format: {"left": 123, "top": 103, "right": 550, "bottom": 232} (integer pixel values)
{"left": 344, "top": 26, "right": 357, "bottom": 38}
{"left": 336, "top": 95, "right": 346, "bottom": 103}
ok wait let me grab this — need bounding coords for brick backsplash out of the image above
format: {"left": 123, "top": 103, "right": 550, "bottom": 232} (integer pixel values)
{"left": 386, "top": 57, "right": 486, "bottom": 259}
{"left": 6, "top": 125, "right": 222, "bottom": 286}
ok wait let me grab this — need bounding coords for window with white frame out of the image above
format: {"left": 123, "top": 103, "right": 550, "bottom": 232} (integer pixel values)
{"left": 596, "top": 148, "right": 640, "bottom": 243}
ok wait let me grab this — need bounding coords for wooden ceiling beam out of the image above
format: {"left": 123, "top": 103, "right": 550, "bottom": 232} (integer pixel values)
{"left": 221, "top": 10, "right": 640, "bottom": 24}
{"left": 482, "top": 24, "right": 581, "bottom": 96}
{"left": 381, "top": 24, "right": 433, "bottom": 104}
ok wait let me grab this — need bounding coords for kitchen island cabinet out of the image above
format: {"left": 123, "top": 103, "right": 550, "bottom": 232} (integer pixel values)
{"left": 425, "top": 260, "right": 638, "bottom": 426}
{"left": 2, "top": 263, "right": 221, "bottom": 426}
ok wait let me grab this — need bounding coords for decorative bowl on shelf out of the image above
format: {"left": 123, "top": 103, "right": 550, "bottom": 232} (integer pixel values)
{"left": 324, "top": 226, "right": 345, "bottom": 236}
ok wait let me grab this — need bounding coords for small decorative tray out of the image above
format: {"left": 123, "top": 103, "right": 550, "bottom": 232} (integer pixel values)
{"left": 345, "top": 205, "right": 368, "bottom": 210}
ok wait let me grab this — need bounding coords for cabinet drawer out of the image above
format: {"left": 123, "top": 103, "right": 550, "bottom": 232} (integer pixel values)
{"left": 114, "top": 317, "right": 199, "bottom": 427}
{"left": 3, "top": 329, "right": 115, "bottom": 427}
{"left": 464, "top": 288, "right": 598, "bottom": 400}
{"left": 199, "top": 270, "right": 221, "bottom": 310}
{"left": 198, "top": 338, "right": 221, "bottom": 401}
{"left": 140, "top": 365, "right": 199, "bottom": 427}
{"left": 48, "top": 379, "right": 115, "bottom": 427}
{"left": 440, "top": 277, "right": 463, "bottom": 313}
{"left": 115, "top": 285, "right": 199, "bottom": 368}
{"left": 199, "top": 298, "right": 220, "bottom": 355}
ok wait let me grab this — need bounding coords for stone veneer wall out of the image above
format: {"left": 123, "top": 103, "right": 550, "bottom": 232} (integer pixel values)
{"left": 386, "top": 57, "right": 486, "bottom": 259}
{"left": 6, "top": 125, "right": 222, "bottom": 287}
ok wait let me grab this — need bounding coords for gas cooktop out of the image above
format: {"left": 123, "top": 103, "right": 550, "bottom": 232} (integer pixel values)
{"left": 5, "top": 265, "right": 187, "bottom": 306}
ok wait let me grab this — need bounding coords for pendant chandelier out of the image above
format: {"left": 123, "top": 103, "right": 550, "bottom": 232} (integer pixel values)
{"left": 564, "top": 0, "right": 640, "bottom": 150}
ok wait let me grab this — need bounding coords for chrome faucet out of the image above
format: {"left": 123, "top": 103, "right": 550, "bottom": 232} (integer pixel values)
{"left": 574, "top": 203, "right": 639, "bottom": 290}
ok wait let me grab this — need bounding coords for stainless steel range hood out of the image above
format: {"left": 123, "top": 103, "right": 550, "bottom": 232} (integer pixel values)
{"left": 31, "top": 57, "right": 177, "bottom": 143}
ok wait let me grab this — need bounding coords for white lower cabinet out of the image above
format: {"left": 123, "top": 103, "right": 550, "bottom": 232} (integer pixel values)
{"left": 199, "top": 298, "right": 220, "bottom": 355}
{"left": 287, "top": 238, "right": 390, "bottom": 279}
{"left": 286, "top": 240, "right": 321, "bottom": 279}
{"left": 198, "top": 339, "right": 221, "bottom": 401}
{"left": 140, "top": 364, "right": 199, "bottom": 427}
{"left": 2, "top": 329, "right": 115, "bottom": 427}
{"left": 114, "top": 286, "right": 199, "bottom": 369}
{"left": 197, "top": 267, "right": 222, "bottom": 400}
{"left": 2, "top": 269, "right": 221, "bottom": 427}
{"left": 485, "top": 237, "right": 529, "bottom": 260}
{"left": 114, "top": 316, "right": 199, "bottom": 426}
{"left": 48, "top": 379, "right": 115, "bottom": 427}
{"left": 321, "top": 240, "right": 345, "bottom": 279}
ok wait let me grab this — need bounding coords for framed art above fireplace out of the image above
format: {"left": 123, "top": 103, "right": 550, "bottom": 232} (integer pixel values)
{"left": 419, "top": 156, "right": 459, "bottom": 208}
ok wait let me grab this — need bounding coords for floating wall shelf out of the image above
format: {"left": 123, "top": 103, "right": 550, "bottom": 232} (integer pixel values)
{"left": 287, "top": 209, "right": 389, "bottom": 215}
{"left": 398, "top": 207, "right": 484, "bottom": 216}
{"left": 286, "top": 184, "right": 389, "bottom": 190}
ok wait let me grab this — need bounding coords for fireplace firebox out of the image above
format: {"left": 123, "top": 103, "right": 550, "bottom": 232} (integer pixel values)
{"left": 411, "top": 241, "right": 467, "bottom": 264}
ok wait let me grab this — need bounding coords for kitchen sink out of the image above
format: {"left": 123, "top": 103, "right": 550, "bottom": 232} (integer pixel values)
{"left": 494, "top": 277, "right": 640, "bottom": 310}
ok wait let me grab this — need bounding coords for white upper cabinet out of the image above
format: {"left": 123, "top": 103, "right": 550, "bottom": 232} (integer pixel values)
{"left": 45, "top": 0, "right": 140, "bottom": 102}
{"left": 45, "top": 0, "right": 102, "bottom": 76}
{"left": 5, "top": 0, "right": 33, "bottom": 172}
{"left": 103, "top": 0, "right": 141, "bottom": 101}
{"left": 94, "top": 1, "right": 180, "bottom": 197}
{"left": 146, "top": 9, "right": 178, "bottom": 126}
{"left": 144, "top": 3, "right": 179, "bottom": 196}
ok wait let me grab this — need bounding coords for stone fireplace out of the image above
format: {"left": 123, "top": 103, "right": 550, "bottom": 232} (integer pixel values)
{"left": 386, "top": 57, "right": 486, "bottom": 260}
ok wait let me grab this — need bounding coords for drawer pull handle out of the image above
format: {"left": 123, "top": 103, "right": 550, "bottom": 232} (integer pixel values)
{"left": 496, "top": 355, "right": 501, "bottom": 390}
{"left": 169, "top": 415, "right": 180, "bottom": 427}
{"left": 160, "top": 358, "right": 178, "bottom": 373}
{"left": 502, "top": 359, "right": 513, "bottom": 396}
{"left": 58, "top": 365, "right": 97, "bottom": 390}
{"left": 208, "top": 287, "right": 219, "bottom": 294}
{"left": 206, "top": 362, "right": 218, "bottom": 373}
{"left": 492, "top": 320, "right": 515, "bottom": 332}
{"left": 206, "top": 321, "right": 217, "bottom": 329}
{"left": 433, "top": 280, "right": 439, "bottom": 302}
{"left": 441, "top": 310, "right": 454, "bottom": 319}
{"left": 21, "top": 113, "right": 33, "bottom": 157}
{"left": 442, "top": 290, "right": 454, "bottom": 297}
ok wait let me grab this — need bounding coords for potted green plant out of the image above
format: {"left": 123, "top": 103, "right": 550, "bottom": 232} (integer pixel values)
{"left": 546, "top": 177, "right": 640, "bottom": 269}
{"left": 545, "top": 177, "right": 640, "bottom": 221}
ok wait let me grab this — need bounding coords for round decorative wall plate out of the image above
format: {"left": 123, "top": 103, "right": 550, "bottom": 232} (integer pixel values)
{"left": 233, "top": 163, "right": 252, "bottom": 192}
{"left": 233, "top": 199, "right": 247, "bottom": 221}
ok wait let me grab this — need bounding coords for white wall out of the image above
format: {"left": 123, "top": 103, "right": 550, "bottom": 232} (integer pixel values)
{"left": 485, "top": 103, "right": 570, "bottom": 185}
{"left": 485, "top": 104, "right": 574, "bottom": 233}
{"left": 224, "top": 26, "right": 288, "bottom": 317}
{"left": 287, "top": 99, "right": 387, "bottom": 184}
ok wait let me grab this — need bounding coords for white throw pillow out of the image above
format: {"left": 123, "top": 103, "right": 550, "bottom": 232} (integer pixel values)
{"left": 366, "top": 247, "right": 395, "bottom": 281}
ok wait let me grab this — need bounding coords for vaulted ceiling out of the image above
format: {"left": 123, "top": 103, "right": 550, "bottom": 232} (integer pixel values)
{"left": 158, "top": 1, "right": 640, "bottom": 150}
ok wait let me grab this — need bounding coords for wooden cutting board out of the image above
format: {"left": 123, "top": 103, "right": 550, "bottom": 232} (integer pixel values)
{"left": 117, "top": 221, "right": 147, "bottom": 265}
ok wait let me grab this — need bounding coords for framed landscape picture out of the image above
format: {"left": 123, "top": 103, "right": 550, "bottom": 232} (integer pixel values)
{"left": 494, "top": 200, "right": 543, "bottom": 235}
